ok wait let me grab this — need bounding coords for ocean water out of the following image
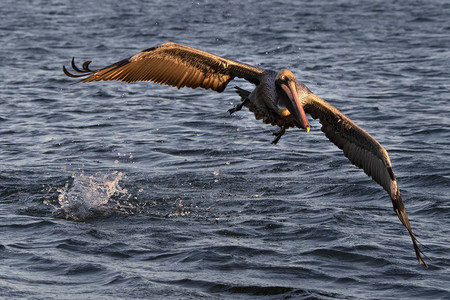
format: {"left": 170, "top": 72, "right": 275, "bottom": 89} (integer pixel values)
{"left": 1, "top": 0, "right": 449, "bottom": 299}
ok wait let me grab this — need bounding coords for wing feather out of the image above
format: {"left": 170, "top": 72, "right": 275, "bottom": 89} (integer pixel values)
{"left": 305, "top": 93, "right": 428, "bottom": 267}
{"left": 63, "top": 42, "right": 264, "bottom": 93}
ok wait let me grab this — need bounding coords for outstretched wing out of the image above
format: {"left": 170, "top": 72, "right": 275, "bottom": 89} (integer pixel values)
{"left": 63, "top": 42, "right": 264, "bottom": 92}
{"left": 305, "top": 93, "right": 428, "bottom": 267}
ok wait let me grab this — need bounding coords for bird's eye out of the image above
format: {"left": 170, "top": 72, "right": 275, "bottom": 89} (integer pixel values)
{"left": 280, "top": 75, "right": 286, "bottom": 81}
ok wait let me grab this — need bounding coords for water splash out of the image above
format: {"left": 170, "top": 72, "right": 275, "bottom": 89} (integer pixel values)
{"left": 44, "top": 171, "right": 138, "bottom": 221}
{"left": 166, "top": 198, "right": 193, "bottom": 218}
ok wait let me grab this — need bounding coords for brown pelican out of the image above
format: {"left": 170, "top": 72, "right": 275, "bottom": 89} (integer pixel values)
{"left": 63, "top": 42, "right": 428, "bottom": 267}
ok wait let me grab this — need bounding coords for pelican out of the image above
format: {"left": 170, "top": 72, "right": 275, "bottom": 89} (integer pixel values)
{"left": 63, "top": 42, "right": 428, "bottom": 267}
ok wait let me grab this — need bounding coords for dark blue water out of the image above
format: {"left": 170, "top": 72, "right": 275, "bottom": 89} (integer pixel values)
{"left": 1, "top": 0, "right": 449, "bottom": 299}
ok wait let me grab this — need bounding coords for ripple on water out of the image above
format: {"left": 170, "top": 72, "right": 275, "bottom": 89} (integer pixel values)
{"left": 1, "top": 0, "right": 450, "bottom": 299}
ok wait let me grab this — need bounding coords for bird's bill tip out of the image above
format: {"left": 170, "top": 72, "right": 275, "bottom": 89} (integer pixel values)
{"left": 284, "top": 81, "right": 310, "bottom": 132}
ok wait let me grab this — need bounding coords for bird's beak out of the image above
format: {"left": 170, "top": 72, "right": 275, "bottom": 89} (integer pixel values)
{"left": 281, "top": 81, "right": 310, "bottom": 133}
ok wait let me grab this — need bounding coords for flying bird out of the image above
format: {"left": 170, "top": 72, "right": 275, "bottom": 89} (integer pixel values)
{"left": 63, "top": 42, "right": 428, "bottom": 267}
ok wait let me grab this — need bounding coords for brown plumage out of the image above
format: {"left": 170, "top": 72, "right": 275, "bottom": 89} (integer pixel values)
{"left": 63, "top": 42, "right": 428, "bottom": 267}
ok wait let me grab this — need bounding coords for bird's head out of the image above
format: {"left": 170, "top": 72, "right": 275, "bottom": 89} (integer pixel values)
{"left": 275, "top": 69, "right": 310, "bottom": 133}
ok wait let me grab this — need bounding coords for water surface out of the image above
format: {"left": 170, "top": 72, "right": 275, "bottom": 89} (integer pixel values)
{"left": 1, "top": 0, "right": 449, "bottom": 299}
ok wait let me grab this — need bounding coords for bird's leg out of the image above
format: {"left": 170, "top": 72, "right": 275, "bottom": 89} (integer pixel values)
{"left": 271, "top": 125, "right": 286, "bottom": 144}
{"left": 228, "top": 98, "right": 249, "bottom": 114}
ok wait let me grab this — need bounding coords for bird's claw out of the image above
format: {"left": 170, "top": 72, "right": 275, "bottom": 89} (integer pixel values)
{"left": 271, "top": 126, "right": 286, "bottom": 144}
{"left": 228, "top": 99, "right": 249, "bottom": 115}
{"left": 228, "top": 106, "right": 240, "bottom": 114}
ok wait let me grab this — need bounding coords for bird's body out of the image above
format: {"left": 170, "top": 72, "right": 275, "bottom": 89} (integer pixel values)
{"left": 64, "top": 42, "right": 428, "bottom": 267}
